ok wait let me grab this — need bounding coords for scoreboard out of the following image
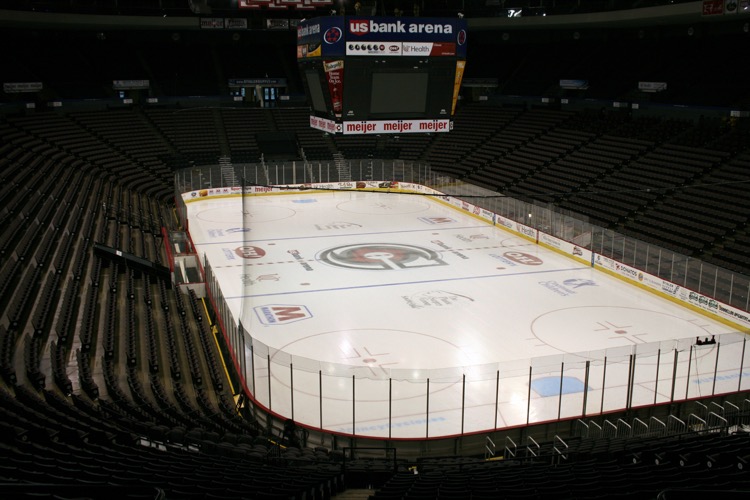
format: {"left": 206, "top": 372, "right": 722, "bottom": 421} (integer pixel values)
{"left": 297, "top": 16, "right": 467, "bottom": 135}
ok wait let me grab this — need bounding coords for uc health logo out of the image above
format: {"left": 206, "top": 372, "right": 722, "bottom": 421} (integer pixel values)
{"left": 503, "top": 251, "right": 543, "bottom": 266}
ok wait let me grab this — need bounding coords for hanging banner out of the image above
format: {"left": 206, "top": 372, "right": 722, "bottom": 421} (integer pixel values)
{"left": 324, "top": 60, "right": 344, "bottom": 118}
{"left": 638, "top": 81, "right": 667, "bottom": 92}
{"left": 452, "top": 60, "right": 465, "bottom": 115}
{"left": 113, "top": 80, "right": 150, "bottom": 90}
{"left": 3, "top": 82, "right": 43, "bottom": 93}
{"left": 702, "top": 0, "right": 725, "bottom": 15}
{"left": 560, "top": 79, "right": 589, "bottom": 90}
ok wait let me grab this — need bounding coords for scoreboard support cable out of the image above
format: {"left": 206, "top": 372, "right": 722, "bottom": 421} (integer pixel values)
{"left": 297, "top": 16, "right": 467, "bottom": 135}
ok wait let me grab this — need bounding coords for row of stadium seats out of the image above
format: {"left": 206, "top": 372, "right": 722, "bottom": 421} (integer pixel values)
{"left": 368, "top": 430, "right": 750, "bottom": 499}
{"left": 0, "top": 383, "right": 343, "bottom": 499}
{"left": 4, "top": 108, "right": 268, "bottom": 450}
{"left": 186, "top": 290, "right": 229, "bottom": 393}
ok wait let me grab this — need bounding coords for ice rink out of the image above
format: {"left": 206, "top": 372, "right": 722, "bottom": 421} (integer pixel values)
{"left": 185, "top": 189, "right": 746, "bottom": 438}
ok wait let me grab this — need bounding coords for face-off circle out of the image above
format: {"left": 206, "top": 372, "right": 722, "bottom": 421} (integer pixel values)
{"left": 530, "top": 306, "right": 717, "bottom": 363}
{"left": 270, "top": 328, "right": 470, "bottom": 402}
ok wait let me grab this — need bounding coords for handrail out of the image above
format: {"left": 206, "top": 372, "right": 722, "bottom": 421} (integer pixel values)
{"left": 484, "top": 435, "right": 496, "bottom": 460}
{"left": 687, "top": 413, "right": 707, "bottom": 432}
{"left": 695, "top": 401, "right": 708, "bottom": 420}
{"left": 633, "top": 417, "right": 648, "bottom": 436}
{"left": 616, "top": 419, "right": 632, "bottom": 438}
{"left": 553, "top": 435, "right": 568, "bottom": 462}
{"left": 707, "top": 411, "right": 728, "bottom": 430}
{"left": 667, "top": 415, "right": 686, "bottom": 434}
{"left": 504, "top": 436, "right": 517, "bottom": 460}
{"left": 589, "top": 420, "right": 603, "bottom": 438}
{"left": 709, "top": 401, "right": 724, "bottom": 415}
{"left": 575, "top": 419, "right": 589, "bottom": 438}
{"left": 526, "top": 436, "right": 540, "bottom": 457}
{"left": 603, "top": 420, "right": 617, "bottom": 438}
{"left": 649, "top": 416, "right": 666, "bottom": 436}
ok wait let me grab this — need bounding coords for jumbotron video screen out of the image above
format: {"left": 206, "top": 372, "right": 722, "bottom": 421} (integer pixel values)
{"left": 297, "top": 16, "right": 467, "bottom": 135}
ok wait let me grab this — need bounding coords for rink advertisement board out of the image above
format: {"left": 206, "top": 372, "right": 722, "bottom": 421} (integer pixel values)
{"left": 539, "top": 232, "right": 592, "bottom": 265}
{"left": 183, "top": 181, "right": 417, "bottom": 202}
{"left": 593, "top": 254, "right": 750, "bottom": 328}
{"left": 434, "top": 193, "right": 495, "bottom": 225}
{"left": 298, "top": 16, "right": 467, "bottom": 134}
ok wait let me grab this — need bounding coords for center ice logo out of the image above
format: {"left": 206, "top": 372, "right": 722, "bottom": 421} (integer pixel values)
{"left": 318, "top": 243, "right": 447, "bottom": 270}
{"left": 254, "top": 305, "right": 312, "bottom": 325}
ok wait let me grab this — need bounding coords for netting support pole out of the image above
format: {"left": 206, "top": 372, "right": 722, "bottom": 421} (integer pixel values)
{"left": 290, "top": 363, "right": 294, "bottom": 421}
{"left": 582, "top": 361, "right": 590, "bottom": 417}
{"left": 600, "top": 356, "right": 607, "bottom": 415}
{"left": 739, "top": 338, "right": 747, "bottom": 392}
{"left": 526, "top": 367, "right": 532, "bottom": 425}
{"left": 426, "top": 378, "right": 430, "bottom": 439}
{"left": 557, "top": 362, "right": 564, "bottom": 420}
{"left": 267, "top": 354, "right": 272, "bottom": 412}
{"left": 352, "top": 375, "right": 356, "bottom": 438}
{"left": 388, "top": 378, "right": 392, "bottom": 439}
{"left": 461, "top": 374, "right": 466, "bottom": 435}
{"left": 654, "top": 349, "right": 661, "bottom": 405}
{"left": 494, "top": 370, "right": 499, "bottom": 430}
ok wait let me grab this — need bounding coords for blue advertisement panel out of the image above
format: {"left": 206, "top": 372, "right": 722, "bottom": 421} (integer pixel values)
{"left": 297, "top": 17, "right": 346, "bottom": 59}
{"left": 345, "top": 17, "right": 467, "bottom": 43}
